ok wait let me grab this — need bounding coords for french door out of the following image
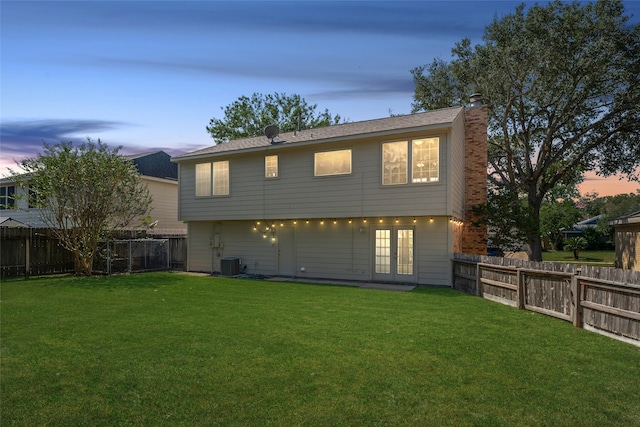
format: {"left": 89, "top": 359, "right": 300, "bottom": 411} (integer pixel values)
{"left": 373, "top": 227, "right": 415, "bottom": 282}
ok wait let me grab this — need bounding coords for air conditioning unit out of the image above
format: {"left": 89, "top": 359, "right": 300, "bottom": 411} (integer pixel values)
{"left": 221, "top": 257, "right": 241, "bottom": 276}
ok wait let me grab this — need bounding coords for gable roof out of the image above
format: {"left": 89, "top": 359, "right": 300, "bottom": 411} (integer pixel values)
{"left": 572, "top": 215, "right": 602, "bottom": 230}
{"left": 126, "top": 151, "right": 178, "bottom": 180}
{"left": 172, "top": 107, "right": 464, "bottom": 162}
{"left": 0, "top": 217, "right": 29, "bottom": 228}
{"left": 609, "top": 210, "right": 640, "bottom": 226}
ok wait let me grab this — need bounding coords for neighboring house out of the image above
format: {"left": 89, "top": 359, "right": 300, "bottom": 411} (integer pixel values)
{"left": 172, "top": 103, "right": 488, "bottom": 286}
{"left": 0, "top": 217, "right": 28, "bottom": 228}
{"left": 0, "top": 151, "right": 186, "bottom": 235}
{"left": 562, "top": 215, "right": 602, "bottom": 240}
{"left": 609, "top": 210, "right": 640, "bottom": 271}
{"left": 126, "top": 151, "right": 186, "bottom": 236}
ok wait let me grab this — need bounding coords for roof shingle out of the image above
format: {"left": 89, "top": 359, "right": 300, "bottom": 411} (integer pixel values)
{"left": 173, "top": 107, "right": 463, "bottom": 161}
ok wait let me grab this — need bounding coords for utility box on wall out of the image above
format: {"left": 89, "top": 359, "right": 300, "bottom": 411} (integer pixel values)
{"left": 221, "top": 257, "right": 241, "bottom": 276}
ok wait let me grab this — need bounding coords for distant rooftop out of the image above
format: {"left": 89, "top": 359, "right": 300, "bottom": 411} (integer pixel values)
{"left": 126, "top": 151, "right": 178, "bottom": 180}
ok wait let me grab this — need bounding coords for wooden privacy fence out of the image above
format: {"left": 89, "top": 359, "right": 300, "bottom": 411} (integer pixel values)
{"left": 1, "top": 227, "right": 74, "bottom": 278}
{"left": 1, "top": 227, "right": 187, "bottom": 278}
{"left": 453, "top": 254, "right": 640, "bottom": 347}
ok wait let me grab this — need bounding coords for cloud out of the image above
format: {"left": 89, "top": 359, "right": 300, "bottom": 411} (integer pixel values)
{"left": 4, "top": 1, "right": 498, "bottom": 40}
{"left": 306, "top": 77, "right": 415, "bottom": 101}
{"left": 0, "top": 119, "right": 128, "bottom": 159}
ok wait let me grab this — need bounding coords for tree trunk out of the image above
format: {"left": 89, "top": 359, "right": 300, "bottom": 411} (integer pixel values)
{"left": 527, "top": 188, "right": 544, "bottom": 262}
{"left": 81, "top": 256, "right": 93, "bottom": 276}
{"left": 73, "top": 253, "right": 83, "bottom": 276}
{"left": 528, "top": 235, "right": 544, "bottom": 261}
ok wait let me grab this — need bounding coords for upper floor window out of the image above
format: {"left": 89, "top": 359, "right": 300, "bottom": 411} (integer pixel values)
{"left": 265, "top": 155, "right": 278, "bottom": 178}
{"left": 412, "top": 138, "right": 439, "bottom": 183}
{"left": 314, "top": 149, "right": 351, "bottom": 177}
{"left": 195, "top": 161, "right": 229, "bottom": 196}
{"left": 0, "top": 185, "right": 16, "bottom": 210}
{"left": 382, "top": 137, "right": 439, "bottom": 185}
{"left": 382, "top": 141, "right": 407, "bottom": 185}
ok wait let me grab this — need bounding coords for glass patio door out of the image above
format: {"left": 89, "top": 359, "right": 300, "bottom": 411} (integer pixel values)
{"left": 373, "top": 227, "right": 415, "bottom": 282}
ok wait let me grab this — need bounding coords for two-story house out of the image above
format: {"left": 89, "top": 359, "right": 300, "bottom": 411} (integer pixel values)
{"left": 172, "top": 103, "right": 488, "bottom": 286}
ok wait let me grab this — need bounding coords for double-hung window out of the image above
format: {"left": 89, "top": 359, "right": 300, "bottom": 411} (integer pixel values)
{"left": 195, "top": 161, "right": 229, "bottom": 196}
{"left": 382, "top": 137, "right": 439, "bottom": 185}
{"left": 265, "top": 155, "right": 278, "bottom": 178}
{"left": 0, "top": 186, "right": 15, "bottom": 209}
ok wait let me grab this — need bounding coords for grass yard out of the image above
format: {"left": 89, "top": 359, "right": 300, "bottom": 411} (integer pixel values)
{"left": 542, "top": 250, "right": 615, "bottom": 266}
{"left": 2, "top": 273, "right": 639, "bottom": 426}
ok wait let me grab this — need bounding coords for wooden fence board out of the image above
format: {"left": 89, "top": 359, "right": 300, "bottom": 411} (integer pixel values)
{"left": 453, "top": 253, "right": 640, "bottom": 347}
{"left": 1, "top": 228, "right": 187, "bottom": 278}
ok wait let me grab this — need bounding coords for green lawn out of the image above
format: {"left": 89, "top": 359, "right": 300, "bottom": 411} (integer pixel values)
{"left": 542, "top": 250, "right": 615, "bottom": 266}
{"left": 2, "top": 273, "right": 639, "bottom": 426}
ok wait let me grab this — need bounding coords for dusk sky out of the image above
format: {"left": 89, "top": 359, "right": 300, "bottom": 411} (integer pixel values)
{"left": 1, "top": 1, "right": 639, "bottom": 196}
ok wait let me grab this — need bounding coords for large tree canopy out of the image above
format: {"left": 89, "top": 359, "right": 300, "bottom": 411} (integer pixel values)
{"left": 206, "top": 92, "right": 343, "bottom": 144}
{"left": 13, "top": 140, "right": 153, "bottom": 276}
{"left": 411, "top": 0, "right": 640, "bottom": 260}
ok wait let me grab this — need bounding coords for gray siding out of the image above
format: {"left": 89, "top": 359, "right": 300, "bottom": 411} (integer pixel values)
{"left": 187, "top": 217, "right": 452, "bottom": 286}
{"left": 179, "top": 131, "right": 457, "bottom": 222}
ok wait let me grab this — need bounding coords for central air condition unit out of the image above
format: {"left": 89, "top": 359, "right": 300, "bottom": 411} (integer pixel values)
{"left": 221, "top": 257, "right": 241, "bottom": 276}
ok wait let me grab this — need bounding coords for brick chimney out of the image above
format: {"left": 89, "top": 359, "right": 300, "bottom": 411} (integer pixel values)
{"left": 460, "top": 95, "right": 488, "bottom": 255}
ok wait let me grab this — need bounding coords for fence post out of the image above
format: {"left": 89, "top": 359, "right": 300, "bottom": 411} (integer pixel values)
{"left": 166, "top": 239, "right": 170, "bottom": 270}
{"left": 517, "top": 269, "right": 525, "bottom": 309}
{"left": 128, "top": 240, "right": 132, "bottom": 273}
{"left": 107, "top": 241, "right": 112, "bottom": 276}
{"left": 476, "top": 263, "right": 482, "bottom": 297}
{"left": 25, "top": 233, "right": 30, "bottom": 279}
{"left": 571, "top": 275, "right": 583, "bottom": 328}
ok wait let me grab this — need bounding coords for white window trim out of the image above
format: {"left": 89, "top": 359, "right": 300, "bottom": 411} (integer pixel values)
{"left": 381, "top": 137, "right": 440, "bottom": 186}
